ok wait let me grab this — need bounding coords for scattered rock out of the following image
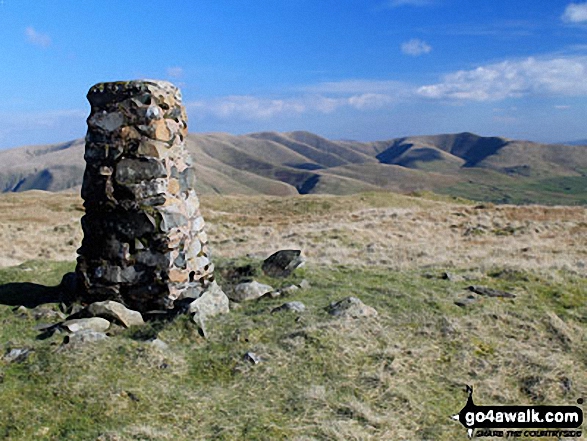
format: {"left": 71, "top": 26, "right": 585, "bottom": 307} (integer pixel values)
{"left": 262, "top": 250, "right": 304, "bottom": 278}
{"left": 188, "top": 281, "right": 230, "bottom": 338}
{"left": 280, "top": 284, "right": 300, "bottom": 295}
{"left": 272, "top": 301, "right": 306, "bottom": 314}
{"left": 148, "top": 338, "right": 169, "bottom": 351}
{"left": 442, "top": 272, "right": 464, "bottom": 282}
{"left": 454, "top": 295, "right": 479, "bottom": 308}
{"left": 188, "top": 281, "right": 229, "bottom": 319}
{"left": 64, "top": 330, "right": 109, "bottom": 345}
{"left": 87, "top": 300, "right": 144, "bottom": 328}
{"left": 257, "top": 290, "right": 281, "bottom": 301}
{"left": 3, "top": 348, "right": 31, "bottom": 363}
{"left": 327, "top": 297, "right": 378, "bottom": 318}
{"left": 61, "top": 317, "right": 111, "bottom": 333}
{"left": 298, "top": 279, "right": 311, "bottom": 290}
{"left": 243, "top": 352, "right": 261, "bottom": 365}
{"left": 230, "top": 280, "right": 274, "bottom": 302}
{"left": 31, "top": 306, "right": 66, "bottom": 321}
{"left": 12, "top": 305, "right": 28, "bottom": 316}
{"left": 468, "top": 286, "right": 515, "bottom": 298}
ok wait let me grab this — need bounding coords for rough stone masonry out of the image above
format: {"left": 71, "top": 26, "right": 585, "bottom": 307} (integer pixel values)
{"left": 75, "top": 80, "right": 215, "bottom": 312}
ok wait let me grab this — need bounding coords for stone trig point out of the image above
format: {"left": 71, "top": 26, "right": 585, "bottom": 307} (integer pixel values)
{"left": 75, "top": 80, "right": 217, "bottom": 313}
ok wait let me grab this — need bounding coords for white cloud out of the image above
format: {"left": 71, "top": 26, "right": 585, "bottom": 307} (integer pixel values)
{"left": 188, "top": 92, "right": 396, "bottom": 120}
{"left": 417, "top": 56, "right": 587, "bottom": 101}
{"left": 401, "top": 39, "right": 432, "bottom": 56}
{"left": 25, "top": 26, "right": 51, "bottom": 48}
{"left": 562, "top": 2, "right": 587, "bottom": 23}
{"left": 188, "top": 96, "right": 307, "bottom": 120}
{"left": 166, "top": 67, "right": 184, "bottom": 78}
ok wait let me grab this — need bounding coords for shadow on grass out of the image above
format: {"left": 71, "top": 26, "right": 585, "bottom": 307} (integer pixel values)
{"left": 0, "top": 282, "right": 62, "bottom": 308}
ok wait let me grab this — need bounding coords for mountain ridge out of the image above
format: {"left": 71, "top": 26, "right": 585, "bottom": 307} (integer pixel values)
{"left": 1, "top": 131, "right": 586, "bottom": 204}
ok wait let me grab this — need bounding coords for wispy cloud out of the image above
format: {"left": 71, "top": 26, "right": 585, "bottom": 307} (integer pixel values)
{"left": 417, "top": 56, "right": 587, "bottom": 101}
{"left": 25, "top": 26, "right": 51, "bottom": 48}
{"left": 166, "top": 67, "right": 184, "bottom": 78}
{"left": 188, "top": 54, "right": 587, "bottom": 121}
{"left": 188, "top": 96, "right": 306, "bottom": 120}
{"left": 401, "top": 38, "right": 432, "bottom": 56}
{"left": 562, "top": 2, "right": 587, "bottom": 23}
{"left": 188, "top": 91, "right": 397, "bottom": 121}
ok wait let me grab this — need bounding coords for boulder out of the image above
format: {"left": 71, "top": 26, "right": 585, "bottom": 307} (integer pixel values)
{"left": 3, "top": 348, "right": 31, "bottom": 363}
{"left": 230, "top": 280, "right": 274, "bottom": 302}
{"left": 271, "top": 301, "right": 306, "bottom": 314}
{"left": 87, "top": 300, "right": 144, "bottom": 328}
{"left": 188, "top": 281, "right": 230, "bottom": 320}
{"left": 327, "top": 296, "right": 378, "bottom": 319}
{"left": 61, "top": 317, "right": 111, "bottom": 333}
{"left": 262, "top": 250, "right": 304, "bottom": 278}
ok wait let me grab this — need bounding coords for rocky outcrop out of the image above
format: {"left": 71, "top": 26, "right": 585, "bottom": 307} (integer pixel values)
{"left": 75, "top": 80, "right": 218, "bottom": 312}
{"left": 262, "top": 250, "right": 304, "bottom": 278}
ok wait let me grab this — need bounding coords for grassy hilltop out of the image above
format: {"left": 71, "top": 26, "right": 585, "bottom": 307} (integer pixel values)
{"left": 0, "top": 191, "right": 585, "bottom": 440}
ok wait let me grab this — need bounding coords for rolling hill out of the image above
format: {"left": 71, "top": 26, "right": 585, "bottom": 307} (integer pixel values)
{"left": 1, "top": 131, "right": 586, "bottom": 204}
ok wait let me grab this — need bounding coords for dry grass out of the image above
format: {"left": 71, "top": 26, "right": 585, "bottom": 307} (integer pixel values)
{"left": 2, "top": 191, "right": 585, "bottom": 278}
{"left": 0, "top": 191, "right": 585, "bottom": 440}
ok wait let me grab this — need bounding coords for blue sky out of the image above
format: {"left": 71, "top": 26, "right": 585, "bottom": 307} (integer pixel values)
{"left": 1, "top": 0, "right": 587, "bottom": 149}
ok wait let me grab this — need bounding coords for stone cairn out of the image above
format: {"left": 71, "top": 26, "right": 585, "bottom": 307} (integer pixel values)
{"left": 75, "top": 80, "right": 214, "bottom": 312}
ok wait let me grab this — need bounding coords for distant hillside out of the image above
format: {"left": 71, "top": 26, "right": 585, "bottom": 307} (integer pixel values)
{"left": 563, "top": 139, "right": 587, "bottom": 146}
{"left": 1, "top": 131, "right": 587, "bottom": 204}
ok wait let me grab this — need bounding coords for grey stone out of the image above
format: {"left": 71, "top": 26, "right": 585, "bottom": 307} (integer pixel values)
{"left": 327, "top": 296, "right": 378, "bottom": 318}
{"left": 31, "top": 306, "right": 66, "bottom": 321}
{"left": 97, "top": 265, "right": 144, "bottom": 284}
{"left": 243, "top": 352, "right": 261, "bottom": 365}
{"left": 442, "top": 272, "right": 464, "bottom": 282}
{"left": 148, "top": 338, "right": 169, "bottom": 351}
{"left": 281, "top": 284, "right": 300, "bottom": 295}
{"left": 230, "top": 280, "right": 274, "bottom": 302}
{"left": 135, "top": 250, "right": 170, "bottom": 268}
{"left": 160, "top": 206, "right": 188, "bottom": 232}
{"left": 262, "top": 249, "right": 305, "bottom": 278}
{"left": 299, "top": 279, "right": 311, "bottom": 290}
{"left": 4, "top": 348, "right": 31, "bottom": 363}
{"left": 61, "top": 317, "right": 111, "bottom": 333}
{"left": 65, "top": 330, "right": 109, "bottom": 345}
{"left": 188, "top": 281, "right": 230, "bottom": 320}
{"left": 87, "top": 300, "right": 144, "bottom": 328}
{"left": 271, "top": 301, "right": 306, "bottom": 314}
{"left": 115, "top": 158, "right": 167, "bottom": 184}
{"left": 88, "top": 111, "right": 125, "bottom": 132}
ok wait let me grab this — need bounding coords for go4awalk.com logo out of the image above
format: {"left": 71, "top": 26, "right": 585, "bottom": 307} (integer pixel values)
{"left": 451, "top": 386, "right": 584, "bottom": 438}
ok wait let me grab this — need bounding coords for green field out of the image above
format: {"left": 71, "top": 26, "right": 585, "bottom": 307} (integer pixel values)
{"left": 439, "top": 174, "right": 587, "bottom": 206}
{"left": 0, "top": 259, "right": 585, "bottom": 440}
